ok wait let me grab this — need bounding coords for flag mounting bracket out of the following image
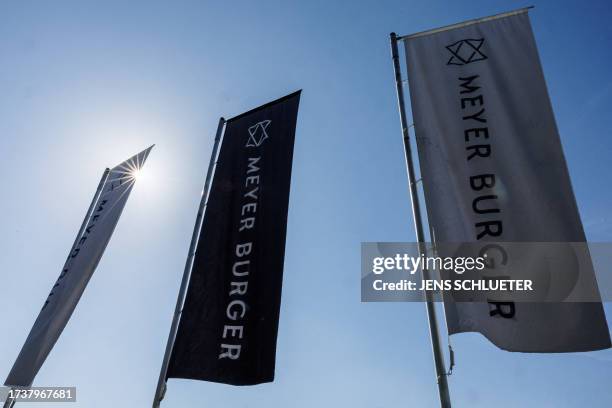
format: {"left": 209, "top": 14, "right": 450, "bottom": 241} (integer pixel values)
{"left": 396, "top": 6, "right": 534, "bottom": 41}
{"left": 446, "top": 344, "right": 455, "bottom": 376}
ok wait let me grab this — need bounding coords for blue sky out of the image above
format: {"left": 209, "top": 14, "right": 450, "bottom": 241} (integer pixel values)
{"left": 1, "top": 1, "right": 611, "bottom": 407}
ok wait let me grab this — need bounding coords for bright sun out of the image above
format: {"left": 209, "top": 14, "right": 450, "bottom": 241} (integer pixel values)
{"left": 131, "top": 168, "right": 142, "bottom": 180}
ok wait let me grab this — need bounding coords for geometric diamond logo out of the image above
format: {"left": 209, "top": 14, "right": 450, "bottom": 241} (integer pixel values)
{"left": 446, "top": 38, "right": 487, "bottom": 65}
{"left": 246, "top": 120, "right": 271, "bottom": 147}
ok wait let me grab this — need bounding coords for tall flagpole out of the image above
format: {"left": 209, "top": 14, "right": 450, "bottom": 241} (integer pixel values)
{"left": 3, "top": 168, "right": 110, "bottom": 408}
{"left": 152, "top": 117, "right": 226, "bottom": 408}
{"left": 390, "top": 32, "right": 452, "bottom": 408}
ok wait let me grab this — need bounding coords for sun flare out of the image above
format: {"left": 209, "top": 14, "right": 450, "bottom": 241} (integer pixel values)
{"left": 131, "top": 168, "right": 143, "bottom": 180}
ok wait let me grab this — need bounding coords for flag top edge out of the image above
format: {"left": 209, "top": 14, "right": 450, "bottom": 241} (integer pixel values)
{"left": 226, "top": 90, "right": 302, "bottom": 123}
{"left": 398, "top": 6, "right": 533, "bottom": 41}
{"left": 110, "top": 145, "right": 155, "bottom": 170}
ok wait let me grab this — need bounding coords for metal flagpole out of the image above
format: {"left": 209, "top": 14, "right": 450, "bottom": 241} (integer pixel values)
{"left": 2, "top": 168, "right": 110, "bottom": 408}
{"left": 152, "top": 117, "right": 226, "bottom": 408}
{"left": 390, "top": 32, "right": 452, "bottom": 408}
{"left": 2, "top": 392, "right": 15, "bottom": 408}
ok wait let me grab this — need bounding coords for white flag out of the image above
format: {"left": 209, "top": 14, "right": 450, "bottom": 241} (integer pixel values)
{"left": 5, "top": 146, "right": 153, "bottom": 386}
{"left": 403, "top": 10, "right": 610, "bottom": 352}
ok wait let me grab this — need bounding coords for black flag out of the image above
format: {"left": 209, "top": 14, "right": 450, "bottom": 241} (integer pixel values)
{"left": 167, "top": 91, "right": 301, "bottom": 385}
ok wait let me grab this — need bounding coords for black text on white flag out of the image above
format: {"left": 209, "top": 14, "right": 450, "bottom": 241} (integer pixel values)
{"left": 5, "top": 146, "right": 153, "bottom": 386}
{"left": 403, "top": 11, "right": 610, "bottom": 352}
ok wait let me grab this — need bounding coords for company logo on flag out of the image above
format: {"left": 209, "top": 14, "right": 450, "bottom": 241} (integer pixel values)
{"left": 403, "top": 10, "right": 610, "bottom": 352}
{"left": 246, "top": 120, "right": 271, "bottom": 147}
{"left": 166, "top": 91, "right": 300, "bottom": 387}
{"left": 4, "top": 146, "right": 153, "bottom": 387}
{"left": 446, "top": 39, "right": 487, "bottom": 65}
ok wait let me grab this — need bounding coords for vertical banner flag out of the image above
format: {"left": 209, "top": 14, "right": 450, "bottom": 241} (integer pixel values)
{"left": 167, "top": 91, "right": 301, "bottom": 385}
{"left": 402, "top": 9, "right": 610, "bottom": 351}
{"left": 5, "top": 146, "right": 153, "bottom": 386}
